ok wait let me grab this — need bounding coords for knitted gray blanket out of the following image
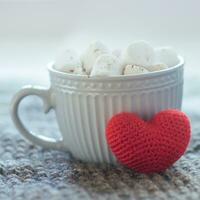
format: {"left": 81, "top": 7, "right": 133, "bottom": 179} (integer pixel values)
{"left": 0, "top": 80, "right": 200, "bottom": 200}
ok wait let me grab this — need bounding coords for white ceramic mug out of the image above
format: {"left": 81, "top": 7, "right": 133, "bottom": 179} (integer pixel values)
{"left": 11, "top": 56, "right": 184, "bottom": 164}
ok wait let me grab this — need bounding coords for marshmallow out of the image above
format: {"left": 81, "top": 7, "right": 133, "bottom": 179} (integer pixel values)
{"left": 147, "top": 63, "right": 168, "bottom": 72}
{"left": 81, "top": 41, "right": 109, "bottom": 74}
{"left": 123, "top": 65, "right": 149, "bottom": 75}
{"left": 123, "top": 41, "right": 155, "bottom": 67}
{"left": 155, "top": 47, "right": 179, "bottom": 67}
{"left": 90, "top": 54, "right": 123, "bottom": 77}
{"left": 54, "top": 49, "right": 83, "bottom": 74}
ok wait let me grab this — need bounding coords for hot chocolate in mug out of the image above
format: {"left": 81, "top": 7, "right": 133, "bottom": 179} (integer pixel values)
{"left": 11, "top": 56, "right": 184, "bottom": 164}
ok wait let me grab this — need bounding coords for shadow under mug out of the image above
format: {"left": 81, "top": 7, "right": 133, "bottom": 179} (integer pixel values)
{"left": 11, "top": 57, "right": 184, "bottom": 164}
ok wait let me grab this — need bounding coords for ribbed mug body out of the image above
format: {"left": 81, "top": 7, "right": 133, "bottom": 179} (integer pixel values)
{"left": 49, "top": 59, "right": 184, "bottom": 163}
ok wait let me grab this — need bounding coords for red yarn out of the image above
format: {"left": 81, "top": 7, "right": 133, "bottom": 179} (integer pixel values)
{"left": 106, "top": 110, "right": 191, "bottom": 174}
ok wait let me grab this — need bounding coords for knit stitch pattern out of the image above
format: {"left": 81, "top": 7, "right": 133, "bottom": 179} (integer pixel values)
{"left": 106, "top": 110, "right": 191, "bottom": 173}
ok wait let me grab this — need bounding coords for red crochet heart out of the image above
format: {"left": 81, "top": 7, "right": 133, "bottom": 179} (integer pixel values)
{"left": 106, "top": 110, "right": 191, "bottom": 173}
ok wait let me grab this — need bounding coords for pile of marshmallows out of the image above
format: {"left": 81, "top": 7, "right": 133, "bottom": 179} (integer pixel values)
{"left": 53, "top": 41, "right": 179, "bottom": 77}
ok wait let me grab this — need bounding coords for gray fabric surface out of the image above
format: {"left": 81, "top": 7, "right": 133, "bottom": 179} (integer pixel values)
{"left": 0, "top": 80, "right": 200, "bottom": 200}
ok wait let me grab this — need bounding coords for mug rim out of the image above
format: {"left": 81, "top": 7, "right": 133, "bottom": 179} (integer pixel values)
{"left": 48, "top": 55, "right": 184, "bottom": 81}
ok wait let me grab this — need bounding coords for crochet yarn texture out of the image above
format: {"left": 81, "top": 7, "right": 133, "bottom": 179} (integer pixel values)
{"left": 106, "top": 110, "right": 191, "bottom": 173}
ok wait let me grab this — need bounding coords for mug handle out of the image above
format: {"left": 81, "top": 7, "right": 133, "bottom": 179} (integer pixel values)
{"left": 10, "top": 85, "right": 64, "bottom": 150}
